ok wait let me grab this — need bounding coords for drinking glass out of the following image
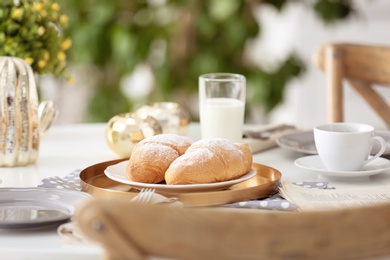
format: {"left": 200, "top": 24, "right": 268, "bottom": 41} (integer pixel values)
{"left": 198, "top": 73, "right": 246, "bottom": 142}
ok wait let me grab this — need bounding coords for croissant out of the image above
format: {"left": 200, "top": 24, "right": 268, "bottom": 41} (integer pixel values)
{"left": 126, "top": 134, "right": 193, "bottom": 183}
{"left": 165, "top": 138, "right": 252, "bottom": 185}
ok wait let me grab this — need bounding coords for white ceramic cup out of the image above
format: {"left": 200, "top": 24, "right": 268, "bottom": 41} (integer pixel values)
{"left": 313, "top": 123, "right": 387, "bottom": 171}
{"left": 199, "top": 73, "right": 246, "bottom": 142}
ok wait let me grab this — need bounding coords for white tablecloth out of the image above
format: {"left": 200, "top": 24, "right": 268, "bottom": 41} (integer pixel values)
{"left": 1, "top": 123, "right": 390, "bottom": 259}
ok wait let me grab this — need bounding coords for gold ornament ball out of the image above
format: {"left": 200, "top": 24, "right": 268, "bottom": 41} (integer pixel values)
{"left": 105, "top": 113, "right": 162, "bottom": 157}
{"left": 136, "top": 102, "right": 190, "bottom": 135}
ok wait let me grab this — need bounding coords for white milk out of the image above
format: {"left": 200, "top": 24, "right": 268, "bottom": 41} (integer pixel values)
{"left": 200, "top": 98, "right": 245, "bottom": 142}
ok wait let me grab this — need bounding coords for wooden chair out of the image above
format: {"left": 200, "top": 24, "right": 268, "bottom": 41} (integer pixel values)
{"left": 313, "top": 43, "right": 390, "bottom": 128}
{"left": 75, "top": 199, "right": 390, "bottom": 260}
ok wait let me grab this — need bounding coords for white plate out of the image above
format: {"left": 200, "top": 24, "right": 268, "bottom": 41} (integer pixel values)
{"left": 276, "top": 130, "right": 390, "bottom": 155}
{"left": 294, "top": 155, "right": 390, "bottom": 178}
{"left": 104, "top": 161, "right": 257, "bottom": 193}
{"left": 0, "top": 188, "right": 92, "bottom": 230}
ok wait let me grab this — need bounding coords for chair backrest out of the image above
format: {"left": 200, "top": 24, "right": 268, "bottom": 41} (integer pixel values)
{"left": 313, "top": 43, "right": 390, "bottom": 128}
{"left": 75, "top": 199, "right": 390, "bottom": 260}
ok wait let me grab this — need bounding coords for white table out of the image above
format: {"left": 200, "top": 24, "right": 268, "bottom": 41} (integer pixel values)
{"left": 1, "top": 123, "right": 390, "bottom": 259}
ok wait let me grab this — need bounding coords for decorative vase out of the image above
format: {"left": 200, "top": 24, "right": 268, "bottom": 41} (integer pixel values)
{"left": 0, "top": 57, "right": 58, "bottom": 167}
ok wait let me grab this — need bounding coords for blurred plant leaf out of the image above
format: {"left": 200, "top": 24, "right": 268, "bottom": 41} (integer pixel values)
{"left": 262, "top": 0, "right": 289, "bottom": 10}
{"left": 87, "top": 84, "right": 132, "bottom": 122}
{"left": 58, "top": 0, "right": 352, "bottom": 122}
{"left": 313, "top": 0, "right": 354, "bottom": 24}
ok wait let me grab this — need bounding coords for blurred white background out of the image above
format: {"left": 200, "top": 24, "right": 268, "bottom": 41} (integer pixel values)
{"left": 42, "top": 0, "right": 390, "bottom": 130}
{"left": 260, "top": 0, "right": 390, "bottom": 130}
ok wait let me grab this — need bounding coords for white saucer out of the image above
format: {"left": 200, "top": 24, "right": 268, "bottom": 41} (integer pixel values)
{"left": 104, "top": 161, "right": 257, "bottom": 193}
{"left": 294, "top": 155, "right": 390, "bottom": 178}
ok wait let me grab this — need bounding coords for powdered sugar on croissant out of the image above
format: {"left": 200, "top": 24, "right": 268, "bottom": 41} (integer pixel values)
{"left": 165, "top": 138, "right": 252, "bottom": 185}
{"left": 126, "top": 134, "right": 193, "bottom": 183}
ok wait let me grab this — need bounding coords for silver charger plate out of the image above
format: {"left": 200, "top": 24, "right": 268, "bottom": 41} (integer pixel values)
{"left": 276, "top": 130, "right": 390, "bottom": 155}
{"left": 0, "top": 188, "right": 92, "bottom": 230}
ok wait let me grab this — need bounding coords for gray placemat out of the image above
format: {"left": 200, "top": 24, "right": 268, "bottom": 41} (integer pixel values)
{"left": 38, "top": 170, "right": 81, "bottom": 190}
{"left": 38, "top": 171, "right": 334, "bottom": 211}
{"left": 221, "top": 181, "right": 334, "bottom": 211}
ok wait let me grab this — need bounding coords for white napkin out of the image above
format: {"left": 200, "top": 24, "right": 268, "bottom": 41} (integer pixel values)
{"left": 243, "top": 128, "right": 299, "bottom": 154}
{"left": 243, "top": 137, "right": 277, "bottom": 154}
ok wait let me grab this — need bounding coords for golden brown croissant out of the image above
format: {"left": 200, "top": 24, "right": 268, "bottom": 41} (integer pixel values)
{"left": 126, "top": 134, "right": 193, "bottom": 183}
{"left": 165, "top": 138, "right": 252, "bottom": 185}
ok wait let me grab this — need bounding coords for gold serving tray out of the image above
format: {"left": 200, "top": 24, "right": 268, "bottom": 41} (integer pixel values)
{"left": 80, "top": 159, "right": 282, "bottom": 207}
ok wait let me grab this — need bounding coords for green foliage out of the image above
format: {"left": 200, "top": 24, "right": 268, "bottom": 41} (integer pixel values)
{"left": 314, "top": 0, "right": 354, "bottom": 23}
{"left": 263, "top": 0, "right": 354, "bottom": 23}
{"left": 57, "top": 0, "right": 352, "bottom": 122}
{"left": 0, "top": 0, "right": 71, "bottom": 76}
{"left": 87, "top": 84, "right": 132, "bottom": 122}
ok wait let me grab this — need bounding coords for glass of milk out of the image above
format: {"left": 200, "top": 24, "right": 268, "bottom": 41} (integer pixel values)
{"left": 199, "top": 73, "right": 246, "bottom": 142}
